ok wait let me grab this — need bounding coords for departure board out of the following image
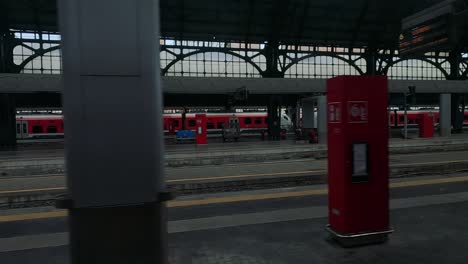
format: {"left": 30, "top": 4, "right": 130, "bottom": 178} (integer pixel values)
{"left": 399, "top": 14, "right": 452, "bottom": 56}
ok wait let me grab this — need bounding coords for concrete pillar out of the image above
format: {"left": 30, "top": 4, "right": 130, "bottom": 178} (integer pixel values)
{"left": 440, "top": 94, "right": 451, "bottom": 137}
{"left": 302, "top": 99, "right": 315, "bottom": 129}
{"left": 316, "top": 96, "right": 327, "bottom": 144}
{"left": 451, "top": 93, "right": 465, "bottom": 133}
{"left": 295, "top": 101, "right": 301, "bottom": 129}
{"left": 58, "top": 1, "right": 167, "bottom": 263}
{"left": 267, "top": 96, "right": 281, "bottom": 140}
{"left": 0, "top": 93, "right": 16, "bottom": 147}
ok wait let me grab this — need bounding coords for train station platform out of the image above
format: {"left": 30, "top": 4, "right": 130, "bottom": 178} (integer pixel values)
{"left": 2, "top": 142, "right": 468, "bottom": 208}
{"left": 0, "top": 134, "right": 467, "bottom": 185}
{"left": 0, "top": 173, "right": 467, "bottom": 263}
{"left": 1, "top": 134, "right": 468, "bottom": 207}
{"left": 4, "top": 133, "right": 468, "bottom": 170}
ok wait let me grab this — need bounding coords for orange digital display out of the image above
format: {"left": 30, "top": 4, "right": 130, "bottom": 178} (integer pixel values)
{"left": 399, "top": 14, "right": 451, "bottom": 56}
{"left": 411, "top": 25, "right": 432, "bottom": 36}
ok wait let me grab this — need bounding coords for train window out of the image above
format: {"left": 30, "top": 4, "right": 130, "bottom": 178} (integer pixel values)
{"left": 408, "top": 119, "right": 413, "bottom": 124}
{"left": 390, "top": 116, "right": 394, "bottom": 122}
{"left": 217, "top": 122, "right": 224, "bottom": 129}
{"left": 16, "top": 124, "right": 20, "bottom": 134}
{"left": 465, "top": 115, "right": 468, "bottom": 121}
{"left": 207, "top": 122, "right": 214, "bottom": 129}
{"left": 244, "top": 118, "right": 252, "bottom": 125}
{"left": 399, "top": 116, "right": 404, "bottom": 122}
{"left": 47, "top": 126, "right": 57, "bottom": 133}
{"left": 173, "top": 120, "right": 179, "bottom": 127}
{"left": 23, "top": 124, "right": 27, "bottom": 134}
{"left": 32, "top": 126, "right": 43, "bottom": 133}
{"left": 254, "top": 118, "right": 262, "bottom": 124}
{"left": 265, "top": 118, "right": 268, "bottom": 123}
{"left": 188, "top": 120, "right": 196, "bottom": 127}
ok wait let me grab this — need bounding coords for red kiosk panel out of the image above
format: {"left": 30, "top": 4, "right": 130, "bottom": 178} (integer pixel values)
{"left": 195, "top": 114, "right": 207, "bottom": 145}
{"left": 327, "top": 76, "right": 389, "bottom": 237}
{"left": 419, "top": 113, "right": 434, "bottom": 138}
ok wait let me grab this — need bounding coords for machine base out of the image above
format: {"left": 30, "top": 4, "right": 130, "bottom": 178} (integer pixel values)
{"left": 326, "top": 225, "right": 393, "bottom": 247}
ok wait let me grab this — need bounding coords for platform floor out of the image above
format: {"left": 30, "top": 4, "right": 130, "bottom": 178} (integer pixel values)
{"left": 0, "top": 173, "right": 468, "bottom": 263}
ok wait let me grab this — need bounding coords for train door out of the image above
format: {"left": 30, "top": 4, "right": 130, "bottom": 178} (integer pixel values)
{"left": 15, "top": 121, "right": 21, "bottom": 139}
{"left": 16, "top": 120, "right": 29, "bottom": 139}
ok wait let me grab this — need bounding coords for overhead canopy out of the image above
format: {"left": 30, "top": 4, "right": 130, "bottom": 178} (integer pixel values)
{"left": 1, "top": 73, "right": 467, "bottom": 94}
{"left": 3, "top": 0, "right": 463, "bottom": 49}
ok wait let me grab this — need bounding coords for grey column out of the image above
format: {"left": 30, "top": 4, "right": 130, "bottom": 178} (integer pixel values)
{"left": 0, "top": 93, "right": 16, "bottom": 147}
{"left": 302, "top": 99, "right": 315, "bottom": 129}
{"left": 316, "top": 96, "right": 327, "bottom": 144}
{"left": 58, "top": 1, "right": 167, "bottom": 263}
{"left": 267, "top": 96, "right": 281, "bottom": 140}
{"left": 440, "top": 94, "right": 451, "bottom": 137}
{"left": 295, "top": 101, "right": 301, "bottom": 129}
{"left": 451, "top": 94, "right": 465, "bottom": 133}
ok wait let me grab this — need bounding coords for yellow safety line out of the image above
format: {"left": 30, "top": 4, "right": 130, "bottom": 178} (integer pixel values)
{"left": 2, "top": 174, "right": 468, "bottom": 222}
{"left": 0, "top": 175, "right": 64, "bottom": 181}
{"left": 390, "top": 175, "right": 468, "bottom": 188}
{"left": 167, "top": 188, "right": 328, "bottom": 207}
{"left": 0, "top": 210, "right": 67, "bottom": 223}
{"left": 166, "top": 170, "right": 325, "bottom": 183}
{"left": 168, "top": 175, "right": 468, "bottom": 207}
{"left": 0, "top": 187, "right": 65, "bottom": 195}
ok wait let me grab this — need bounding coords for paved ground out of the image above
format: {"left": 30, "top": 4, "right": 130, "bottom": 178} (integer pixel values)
{"left": 1, "top": 150, "right": 468, "bottom": 195}
{"left": 0, "top": 173, "right": 468, "bottom": 263}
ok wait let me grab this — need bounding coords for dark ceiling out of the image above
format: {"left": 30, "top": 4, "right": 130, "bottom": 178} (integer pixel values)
{"left": 1, "top": 0, "right": 463, "bottom": 48}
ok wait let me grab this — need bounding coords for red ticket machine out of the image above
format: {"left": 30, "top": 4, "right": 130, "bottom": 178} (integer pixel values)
{"left": 419, "top": 113, "right": 434, "bottom": 138}
{"left": 326, "top": 76, "right": 392, "bottom": 247}
{"left": 195, "top": 114, "right": 207, "bottom": 145}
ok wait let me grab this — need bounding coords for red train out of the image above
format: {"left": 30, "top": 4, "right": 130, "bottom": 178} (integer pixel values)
{"left": 163, "top": 112, "right": 292, "bottom": 134}
{"left": 16, "top": 115, "right": 64, "bottom": 139}
{"left": 14, "top": 112, "right": 291, "bottom": 139}
{"left": 388, "top": 110, "right": 468, "bottom": 127}
{"left": 15, "top": 110, "right": 468, "bottom": 139}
